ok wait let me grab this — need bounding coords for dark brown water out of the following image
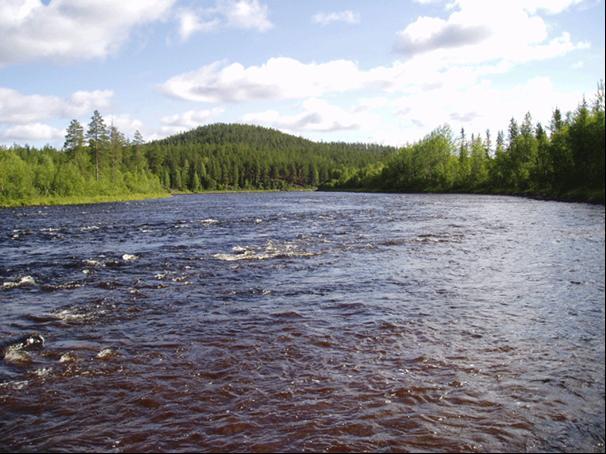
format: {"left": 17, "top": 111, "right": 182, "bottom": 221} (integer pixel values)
{"left": 1, "top": 193, "right": 604, "bottom": 452}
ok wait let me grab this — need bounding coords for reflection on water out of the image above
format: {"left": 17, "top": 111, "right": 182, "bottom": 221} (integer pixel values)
{"left": 1, "top": 193, "right": 604, "bottom": 452}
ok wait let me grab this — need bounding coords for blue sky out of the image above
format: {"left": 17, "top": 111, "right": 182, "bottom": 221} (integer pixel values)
{"left": 0, "top": 0, "right": 604, "bottom": 147}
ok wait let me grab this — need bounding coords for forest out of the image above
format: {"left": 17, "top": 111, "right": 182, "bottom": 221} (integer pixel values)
{"left": 0, "top": 84, "right": 603, "bottom": 207}
{"left": 324, "top": 85, "right": 605, "bottom": 203}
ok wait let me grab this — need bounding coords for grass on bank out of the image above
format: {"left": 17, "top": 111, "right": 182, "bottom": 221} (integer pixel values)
{"left": 0, "top": 192, "right": 171, "bottom": 208}
{"left": 0, "top": 186, "right": 319, "bottom": 209}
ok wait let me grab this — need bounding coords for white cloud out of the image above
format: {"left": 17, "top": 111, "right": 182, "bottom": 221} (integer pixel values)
{"left": 105, "top": 114, "right": 145, "bottom": 138}
{"left": 0, "top": 87, "right": 113, "bottom": 124}
{"left": 521, "top": 0, "right": 584, "bottom": 14}
{"left": 393, "top": 76, "right": 582, "bottom": 140}
{"left": 243, "top": 99, "right": 366, "bottom": 133}
{"left": 159, "top": 57, "right": 392, "bottom": 102}
{"left": 2, "top": 122, "right": 64, "bottom": 142}
{"left": 223, "top": 0, "right": 272, "bottom": 31}
{"left": 312, "top": 10, "right": 360, "bottom": 26}
{"left": 394, "top": 0, "right": 589, "bottom": 63}
{"left": 177, "top": 8, "right": 220, "bottom": 41}
{"left": 175, "top": 0, "right": 271, "bottom": 41}
{"left": 0, "top": 0, "right": 175, "bottom": 66}
{"left": 395, "top": 16, "right": 490, "bottom": 55}
{"left": 572, "top": 60, "right": 585, "bottom": 69}
{"left": 159, "top": 32, "right": 586, "bottom": 105}
{"left": 160, "top": 108, "right": 224, "bottom": 134}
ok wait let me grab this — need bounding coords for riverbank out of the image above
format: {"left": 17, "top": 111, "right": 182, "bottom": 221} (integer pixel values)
{"left": 0, "top": 192, "right": 171, "bottom": 209}
{"left": 2, "top": 185, "right": 602, "bottom": 209}
{"left": 0, "top": 187, "right": 318, "bottom": 209}
{"left": 319, "top": 186, "right": 605, "bottom": 205}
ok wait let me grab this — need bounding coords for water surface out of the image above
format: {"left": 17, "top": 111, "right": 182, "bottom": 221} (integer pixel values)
{"left": 1, "top": 193, "right": 604, "bottom": 452}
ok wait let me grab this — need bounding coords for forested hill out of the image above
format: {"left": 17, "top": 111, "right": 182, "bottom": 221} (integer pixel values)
{"left": 154, "top": 122, "right": 384, "bottom": 148}
{"left": 0, "top": 121, "right": 395, "bottom": 207}
{"left": 154, "top": 123, "right": 316, "bottom": 148}
{"left": 152, "top": 123, "right": 394, "bottom": 157}
{"left": 141, "top": 123, "right": 396, "bottom": 191}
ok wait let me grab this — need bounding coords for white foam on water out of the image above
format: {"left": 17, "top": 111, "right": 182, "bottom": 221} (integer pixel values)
{"left": 40, "top": 227, "right": 61, "bottom": 233}
{"left": 83, "top": 259, "right": 103, "bottom": 267}
{"left": 122, "top": 254, "right": 138, "bottom": 262}
{"left": 212, "top": 241, "right": 316, "bottom": 261}
{"left": 97, "top": 348, "right": 115, "bottom": 360}
{"left": 0, "top": 380, "right": 29, "bottom": 390}
{"left": 34, "top": 367, "right": 53, "bottom": 377}
{"left": 59, "top": 353, "right": 76, "bottom": 363}
{"left": 200, "top": 218, "right": 219, "bottom": 225}
{"left": 3, "top": 348, "right": 31, "bottom": 364}
{"left": 52, "top": 309, "right": 91, "bottom": 322}
{"left": 80, "top": 225, "right": 99, "bottom": 232}
{"left": 2, "top": 275, "right": 36, "bottom": 289}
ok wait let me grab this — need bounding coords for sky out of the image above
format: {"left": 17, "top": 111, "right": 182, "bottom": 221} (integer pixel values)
{"left": 0, "top": 0, "right": 604, "bottom": 147}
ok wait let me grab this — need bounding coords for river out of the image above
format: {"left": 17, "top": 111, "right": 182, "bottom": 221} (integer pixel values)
{"left": 1, "top": 192, "right": 604, "bottom": 452}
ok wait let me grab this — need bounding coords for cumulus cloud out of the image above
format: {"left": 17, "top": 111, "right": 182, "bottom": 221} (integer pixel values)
{"left": 175, "top": 0, "right": 271, "bottom": 41}
{"left": 312, "top": 10, "right": 360, "bottom": 26}
{"left": 1, "top": 122, "right": 64, "bottom": 142}
{"left": 393, "top": 76, "right": 583, "bottom": 140}
{"left": 105, "top": 114, "right": 146, "bottom": 138}
{"left": 160, "top": 108, "right": 224, "bottom": 134}
{"left": 223, "top": 0, "right": 272, "bottom": 31}
{"left": 159, "top": 58, "right": 392, "bottom": 102}
{"left": 0, "top": 0, "right": 175, "bottom": 66}
{"left": 394, "top": 0, "right": 589, "bottom": 63}
{"left": 395, "top": 17, "right": 490, "bottom": 55}
{"left": 177, "top": 8, "right": 220, "bottom": 40}
{"left": 521, "top": 0, "right": 584, "bottom": 14}
{"left": 242, "top": 98, "right": 375, "bottom": 133}
{"left": 0, "top": 87, "right": 113, "bottom": 124}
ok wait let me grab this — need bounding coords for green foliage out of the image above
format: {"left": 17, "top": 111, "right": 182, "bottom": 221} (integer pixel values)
{"left": 329, "top": 87, "right": 605, "bottom": 203}
{"left": 1, "top": 87, "right": 604, "bottom": 208}
{"left": 0, "top": 118, "right": 393, "bottom": 206}
{"left": 146, "top": 123, "right": 394, "bottom": 191}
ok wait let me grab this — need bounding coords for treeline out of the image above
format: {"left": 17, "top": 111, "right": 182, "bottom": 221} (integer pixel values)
{"left": 323, "top": 85, "right": 605, "bottom": 203}
{"left": 1, "top": 85, "right": 603, "bottom": 207}
{"left": 0, "top": 117, "right": 393, "bottom": 206}
{"left": 0, "top": 112, "right": 164, "bottom": 205}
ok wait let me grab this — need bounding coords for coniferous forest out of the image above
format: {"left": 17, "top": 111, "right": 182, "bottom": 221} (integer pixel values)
{"left": 0, "top": 84, "right": 604, "bottom": 207}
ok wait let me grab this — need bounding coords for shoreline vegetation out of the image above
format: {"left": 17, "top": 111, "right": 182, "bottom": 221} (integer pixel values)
{"left": 1, "top": 185, "right": 603, "bottom": 210}
{"left": 1, "top": 84, "right": 604, "bottom": 209}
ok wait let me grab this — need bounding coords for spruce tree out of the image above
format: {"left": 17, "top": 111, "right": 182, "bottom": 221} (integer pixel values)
{"left": 86, "top": 110, "right": 109, "bottom": 181}
{"left": 63, "top": 120, "right": 84, "bottom": 155}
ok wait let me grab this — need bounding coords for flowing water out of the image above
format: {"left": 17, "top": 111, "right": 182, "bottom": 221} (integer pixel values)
{"left": 0, "top": 192, "right": 604, "bottom": 452}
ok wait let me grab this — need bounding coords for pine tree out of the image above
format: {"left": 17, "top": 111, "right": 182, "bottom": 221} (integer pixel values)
{"left": 64, "top": 120, "right": 84, "bottom": 155}
{"left": 109, "top": 125, "right": 125, "bottom": 181}
{"left": 86, "top": 110, "right": 109, "bottom": 181}
{"left": 133, "top": 130, "right": 144, "bottom": 145}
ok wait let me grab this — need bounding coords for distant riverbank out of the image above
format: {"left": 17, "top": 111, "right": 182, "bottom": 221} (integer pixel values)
{"left": 320, "top": 187, "right": 605, "bottom": 205}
